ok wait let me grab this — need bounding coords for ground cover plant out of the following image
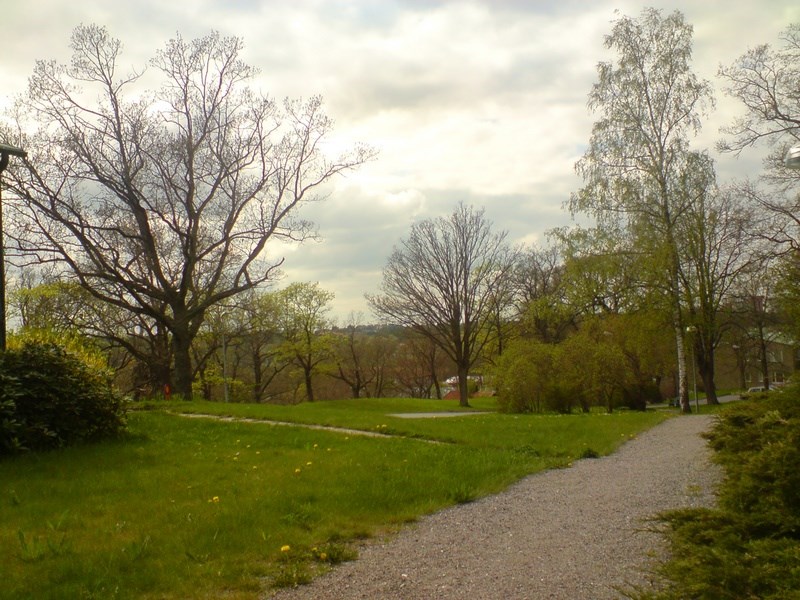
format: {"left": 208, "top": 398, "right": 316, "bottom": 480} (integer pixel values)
{"left": 637, "top": 388, "right": 800, "bottom": 599}
{"left": 1, "top": 398, "right": 668, "bottom": 599}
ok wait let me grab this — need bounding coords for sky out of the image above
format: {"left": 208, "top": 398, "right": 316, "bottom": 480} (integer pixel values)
{"left": 1, "top": 0, "right": 798, "bottom": 321}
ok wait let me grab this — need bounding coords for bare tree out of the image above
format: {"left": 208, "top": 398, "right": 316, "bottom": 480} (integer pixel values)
{"left": 2, "top": 25, "right": 372, "bottom": 398}
{"left": 719, "top": 23, "right": 800, "bottom": 253}
{"left": 392, "top": 331, "right": 450, "bottom": 399}
{"left": 368, "top": 203, "right": 517, "bottom": 407}
{"left": 678, "top": 182, "right": 759, "bottom": 404}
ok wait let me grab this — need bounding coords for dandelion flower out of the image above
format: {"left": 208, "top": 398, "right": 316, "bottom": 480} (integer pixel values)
{"left": 294, "top": 468, "right": 301, "bottom": 474}
{"left": 306, "top": 461, "right": 312, "bottom": 466}
{"left": 281, "top": 545, "right": 291, "bottom": 553}
{"left": 320, "top": 552, "right": 328, "bottom": 561}
{"left": 209, "top": 496, "right": 220, "bottom": 503}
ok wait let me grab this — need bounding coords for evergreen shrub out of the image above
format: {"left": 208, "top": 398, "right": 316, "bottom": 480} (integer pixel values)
{"left": 0, "top": 341, "right": 126, "bottom": 454}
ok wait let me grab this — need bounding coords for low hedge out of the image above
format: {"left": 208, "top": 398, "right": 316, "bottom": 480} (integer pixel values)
{"left": 638, "top": 389, "right": 800, "bottom": 599}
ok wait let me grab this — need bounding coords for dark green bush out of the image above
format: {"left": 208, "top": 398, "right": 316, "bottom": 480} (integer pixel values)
{"left": 0, "top": 341, "right": 126, "bottom": 454}
{"left": 638, "top": 388, "right": 800, "bottom": 599}
{"left": 0, "top": 372, "right": 23, "bottom": 453}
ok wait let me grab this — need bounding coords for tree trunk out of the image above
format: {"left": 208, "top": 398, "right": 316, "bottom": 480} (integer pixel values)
{"left": 457, "top": 364, "right": 470, "bottom": 408}
{"left": 172, "top": 331, "right": 194, "bottom": 400}
{"left": 304, "top": 368, "right": 315, "bottom": 402}
{"left": 698, "top": 345, "right": 719, "bottom": 405}
{"left": 674, "top": 321, "right": 691, "bottom": 413}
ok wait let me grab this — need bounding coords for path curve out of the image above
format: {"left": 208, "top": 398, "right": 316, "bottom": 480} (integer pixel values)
{"left": 267, "top": 414, "right": 720, "bottom": 600}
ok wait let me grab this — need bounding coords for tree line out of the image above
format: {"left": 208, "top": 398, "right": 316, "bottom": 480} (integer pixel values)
{"left": 1, "top": 11, "right": 799, "bottom": 410}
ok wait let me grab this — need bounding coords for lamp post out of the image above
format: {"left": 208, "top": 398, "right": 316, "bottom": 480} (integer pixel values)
{"left": 0, "top": 143, "right": 27, "bottom": 352}
{"left": 686, "top": 325, "right": 699, "bottom": 413}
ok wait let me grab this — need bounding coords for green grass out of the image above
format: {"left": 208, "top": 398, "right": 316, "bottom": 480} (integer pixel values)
{"left": 1, "top": 398, "right": 669, "bottom": 599}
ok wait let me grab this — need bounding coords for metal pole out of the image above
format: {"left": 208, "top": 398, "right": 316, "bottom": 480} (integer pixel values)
{"left": 0, "top": 144, "right": 28, "bottom": 352}
{"left": 691, "top": 344, "right": 699, "bottom": 413}
{"left": 0, "top": 172, "right": 5, "bottom": 351}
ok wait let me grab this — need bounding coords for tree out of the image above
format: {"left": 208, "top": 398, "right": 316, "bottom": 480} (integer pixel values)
{"left": 570, "top": 8, "right": 713, "bottom": 413}
{"left": 719, "top": 24, "right": 800, "bottom": 178}
{"left": 678, "top": 182, "right": 758, "bottom": 404}
{"left": 511, "top": 244, "right": 576, "bottom": 343}
{"left": 2, "top": 25, "right": 372, "bottom": 398}
{"left": 392, "top": 330, "right": 451, "bottom": 399}
{"left": 719, "top": 24, "right": 800, "bottom": 261}
{"left": 274, "top": 282, "right": 335, "bottom": 402}
{"left": 368, "top": 203, "right": 517, "bottom": 407}
{"left": 328, "top": 313, "right": 397, "bottom": 399}
{"left": 241, "top": 291, "right": 290, "bottom": 402}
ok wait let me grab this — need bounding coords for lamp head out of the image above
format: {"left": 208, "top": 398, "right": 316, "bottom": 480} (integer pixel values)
{"left": 785, "top": 144, "right": 800, "bottom": 169}
{"left": 0, "top": 143, "right": 26, "bottom": 159}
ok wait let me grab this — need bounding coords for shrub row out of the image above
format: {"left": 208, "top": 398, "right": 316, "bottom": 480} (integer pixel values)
{"left": 640, "top": 389, "right": 800, "bottom": 599}
{"left": 0, "top": 341, "right": 126, "bottom": 454}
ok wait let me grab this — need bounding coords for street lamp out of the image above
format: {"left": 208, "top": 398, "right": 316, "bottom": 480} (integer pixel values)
{"left": 0, "top": 142, "right": 27, "bottom": 352}
{"left": 784, "top": 144, "right": 800, "bottom": 169}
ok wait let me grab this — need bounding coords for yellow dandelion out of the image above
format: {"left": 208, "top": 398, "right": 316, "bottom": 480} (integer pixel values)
{"left": 306, "top": 461, "right": 312, "bottom": 466}
{"left": 208, "top": 496, "right": 220, "bottom": 503}
{"left": 280, "top": 545, "right": 291, "bottom": 553}
{"left": 294, "top": 468, "right": 302, "bottom": 474}
{"left": 320, "top": 552, "right": 328, "bottom": 561}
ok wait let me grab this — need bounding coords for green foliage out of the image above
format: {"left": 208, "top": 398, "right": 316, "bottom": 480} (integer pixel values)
{"left": 492, "top": 339, "right": 560, "bottom": 413}
{"left": 0, "top": 341, "right": 126, "bottom": 454}
{"left": 641, "top": 390, "right": 800, "bottom": 599}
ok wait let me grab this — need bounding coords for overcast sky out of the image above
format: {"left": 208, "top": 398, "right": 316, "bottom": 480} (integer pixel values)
{"left": 1, "top": 1, "right": 798, "bottom": 321}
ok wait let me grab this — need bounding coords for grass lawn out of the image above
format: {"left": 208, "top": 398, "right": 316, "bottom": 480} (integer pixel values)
{"left": 1, "top": 398, "right": 669, "bottom": 599}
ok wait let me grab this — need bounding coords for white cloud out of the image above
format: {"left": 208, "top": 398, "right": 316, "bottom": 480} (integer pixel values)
{"left": 2, "top": 0, "right": 798, "bottom": 320}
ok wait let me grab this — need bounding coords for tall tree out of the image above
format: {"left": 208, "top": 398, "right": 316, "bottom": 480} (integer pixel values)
{"left": 2, "top": 25, "right": 372, "bottom": 398}
{"left": 368, "top": 202, "right": 517, "bottom": 407}
{"left": 678, "top": 180, "right": 758, "bottom": 404}
{"left": 570, "top": 8, "right": 713, "bottom": 413}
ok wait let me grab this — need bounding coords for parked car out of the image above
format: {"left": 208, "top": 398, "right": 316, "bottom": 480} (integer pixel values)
{"left": 740, "top": 385, "right": 765, "bottom": 399}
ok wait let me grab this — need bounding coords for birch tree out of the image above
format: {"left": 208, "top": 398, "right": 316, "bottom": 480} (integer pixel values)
{"left": 570, "top": 8, "right": 713, "bottom": 413}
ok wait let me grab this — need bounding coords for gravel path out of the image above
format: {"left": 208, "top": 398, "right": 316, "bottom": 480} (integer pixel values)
{"left": 267, "top": 415, "right": 721, "bottom": 600}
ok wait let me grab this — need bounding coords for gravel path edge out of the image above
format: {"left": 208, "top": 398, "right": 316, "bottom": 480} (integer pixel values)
{"left": 267, "top": 414, "right": 721, "bottom": 600}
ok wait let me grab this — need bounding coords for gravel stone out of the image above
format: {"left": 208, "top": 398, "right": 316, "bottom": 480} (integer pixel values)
{"left": 267, "top": 415, "right": 721, "bottom": 600}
